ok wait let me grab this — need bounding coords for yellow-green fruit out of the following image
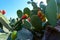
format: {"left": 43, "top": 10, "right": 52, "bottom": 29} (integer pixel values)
{"left": 11, "top": 31, "right": 17, "bottom": 40}
{"left": 57, "top": 14, "right": 60, "bottom": 19}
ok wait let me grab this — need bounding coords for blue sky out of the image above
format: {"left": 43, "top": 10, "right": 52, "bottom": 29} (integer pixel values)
{"left": 0, "top": 0, "right": 46, "bottom": 19}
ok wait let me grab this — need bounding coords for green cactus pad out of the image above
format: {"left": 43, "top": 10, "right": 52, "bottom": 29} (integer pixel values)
{"left": 14, "top": 20, "right": 22, "bottom": 31}
{"left": 46, "top": 0, "right": 50, "bottom": 3}
{"left": 17, "top": 10, "right": 23, "bottom": 18}
{"left": 30, "top": 15, "right": 42, "bottom": 32}
{"left": 45, "top": 0, "right": 57, "bottom": 27}
{"left": 31, "top": 10, "right": 38, "bottom": 16}
{"left": 23, "top": 7, "right": 30, "bottom": 17}
{"left": 24, "top": 20, "right": 32, "bottom": 29}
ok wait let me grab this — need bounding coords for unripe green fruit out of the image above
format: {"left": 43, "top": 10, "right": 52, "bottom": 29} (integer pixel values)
{"left": 11, "top": 31, "right": 17, "bottom": 40}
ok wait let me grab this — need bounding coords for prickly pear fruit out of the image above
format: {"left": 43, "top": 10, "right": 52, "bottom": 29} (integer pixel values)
{"left": 2, "top": 10, "right": 6, "bottom": 15}
{"left": 22, "top": 14, "right": 28, "bottom": 19}
{"left": 11, "top": 31, "right": 17, "bottom": 40}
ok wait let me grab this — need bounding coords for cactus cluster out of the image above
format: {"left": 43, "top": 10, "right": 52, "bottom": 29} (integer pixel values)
{"left": 3, "top": 0, "right": 60, "bottom": 40}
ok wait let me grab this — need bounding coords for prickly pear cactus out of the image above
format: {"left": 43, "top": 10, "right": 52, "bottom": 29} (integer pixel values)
{"left": 23, "top": 7, "right": 30, "bottom": 17}
{"left": 56, "top": 0, "right": 60, "bottom": 14}
{"left": 14, "top": 20, "right": 22, "bottom": 31}
{"left": 46, "top": 0, "right": 50, "bottom": 4}
{"left": 31, "top": 9, "right": 38, "bottom": 15}
{"left": 31, "top": 2, "right": 38, "bottom": 10}
{"left": 23, "top": 19, "right": 32, "bottom": 29}
{"left": 27, "top": 0, "right": 38, "bottom": 10}
{"left": 17, "top": 10, "right": 23, "bottom": 18}
{"left": 10, "top": 18, "right": 16, "bottom": 27}
{"left": 45, "top": 0, "right": 57, "bottom": 27}
{"left": 30, "top": 15, "right": 42, "bottom": 32}
{"left": 39, "top": 1, "right": 46, "bottom": 13}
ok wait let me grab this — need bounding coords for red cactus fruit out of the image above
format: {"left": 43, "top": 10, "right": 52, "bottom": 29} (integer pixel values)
{"left": 37, "top": 11, "right": 46, "bottom": 22}
{"left": 1, "top": 10, "right": 6, "bottom": 15}
{"left": 37, "top": 11, "right": 44, "bottom": 19}
{"left": 22, "top": 14, "right": 28, "bottom": 19}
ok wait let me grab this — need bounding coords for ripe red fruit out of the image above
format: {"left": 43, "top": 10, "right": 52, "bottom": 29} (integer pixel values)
{"left": 37, "top": 11, "right": 43, "bottom": 19}
{"left": 38, "top": 11, "right": 42, "bottom": 17}
{"left": 22, "top": 15, "right": 27, "bottom": 19}
{"left": 1, "top": 10, "right": 6, "bottom": 15}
